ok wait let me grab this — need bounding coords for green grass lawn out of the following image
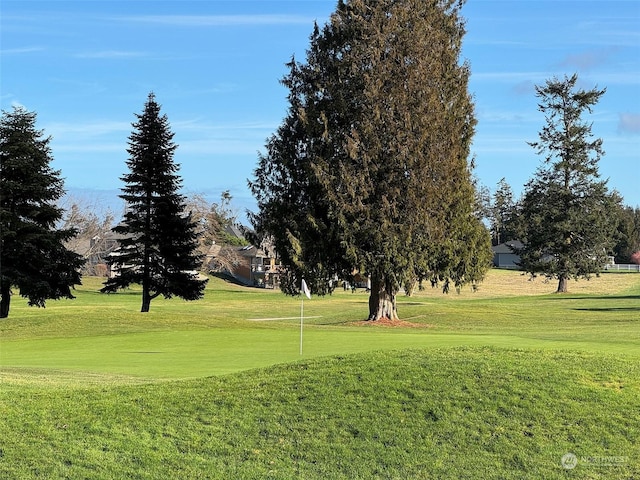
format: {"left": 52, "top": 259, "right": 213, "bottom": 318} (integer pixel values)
{"left": 1, "top": 270, "right": 639, "bottom": 478}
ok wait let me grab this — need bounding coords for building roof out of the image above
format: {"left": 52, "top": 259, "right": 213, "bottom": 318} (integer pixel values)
{"left": 236, "top": 244, "right": 269, "bottom": 258}
{"left": 492, "top": 240, "right": 523, "bottom": 254}
{"left": 225, "top": 224, "right": 246, "bottom": 240}
{"left": 205, "top": 243, "right": 270, "bottom": 259}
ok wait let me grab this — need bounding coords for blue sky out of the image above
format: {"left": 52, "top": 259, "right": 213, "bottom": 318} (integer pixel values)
{"left": 2, "top": 1, "right": 639, "bottom": 223}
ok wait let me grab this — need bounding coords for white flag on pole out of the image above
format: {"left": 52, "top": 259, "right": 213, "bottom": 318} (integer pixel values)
{"left": 301, "top": 279, "right": 311, "bottom": 299}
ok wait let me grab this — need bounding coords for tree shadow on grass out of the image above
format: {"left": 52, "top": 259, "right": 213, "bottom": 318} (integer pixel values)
{"left": 539, "top": 295, "right": 640, "bottom": 312}
{"left": 541, "top": 295, "right": 640, "bottom": 301}
{"left": 574, "top": 307, "right": 640, "bottom": 312}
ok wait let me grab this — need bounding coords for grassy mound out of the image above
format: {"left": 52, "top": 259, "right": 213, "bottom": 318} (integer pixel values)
{"left": 1, "top": 271, "right": 638, "bottom": 477}
{"left": 2, "top": 347, "right": 638, "bottom": 479}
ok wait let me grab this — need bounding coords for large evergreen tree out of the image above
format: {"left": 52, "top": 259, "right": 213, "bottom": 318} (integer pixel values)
{"left": 517, "top": 74, "right": 618, "bottom": 293}
{"left": 101, "top": 93, "right": 206, "bottom": 312}
{"left": 0, "top": 107, "right": 83, "bottom": 318}
{"left": 250, "top": 0, "right": 491, "bottom": 321}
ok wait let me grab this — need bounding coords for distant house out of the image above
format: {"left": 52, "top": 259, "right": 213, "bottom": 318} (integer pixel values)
{"left": 205, "top": 241, "right": 282, "bottom": 288}
{"left": 492, "top": 241, "right": 618, "bottom": 270}
{"left": 68, "top": 231, "right": 126, "bottom": 276}
{"left": 492, "top": 240, "right": 523, "bottom": 269}
{"left": 235, "top": 244, "right": 281, "bottom": 288}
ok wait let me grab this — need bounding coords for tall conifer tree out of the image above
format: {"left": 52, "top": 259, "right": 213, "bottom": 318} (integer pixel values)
{"left": 101, "top": 93, "right": 206, "bottom": 311}
{"left": 0, "top": 107, "right": 83, "bottom": 318}
{"left": 250, "top": 0, "right": 491, "bottom": 320}
{"left": 517, "top": 74, "right": 618, "bottom": 293}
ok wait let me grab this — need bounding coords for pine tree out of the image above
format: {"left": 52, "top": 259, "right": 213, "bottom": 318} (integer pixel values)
{"left": 490, "top": 178, "right": 517, "bottom": 246}
{"left": 0, "top": 107, "right": 83, "bottom": 318}
{"left": 101, "top": 93, "right": 206, "bottom": 311}
{"left": 250, "top": 0, "right": 492, "bottom": 320}
{"left": 517, "top": 74, "right": 618, "bottom": 292}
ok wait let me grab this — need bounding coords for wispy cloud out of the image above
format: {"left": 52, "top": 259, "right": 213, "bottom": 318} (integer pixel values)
{"left": 586, "top": 72, "right": 640, "bottom": 86}
{"left": 476, "top": 110, "right": 536, "bottom": 125}
{"left": 618, "top": 113, "right": 640, "bottom": 135}
{"left": 0, "top": 46, "right": 45, "bottom": 55}
{"left": 161, "top": 84, "right": 240, "bottom": 100}
{"left": 576, "top": 19, "right": 640, "bottom": 48}
{"left": 118, "top": 14, "right": 315, "bottom": 27}
{"left": 52, "top": 142, "right": 123, "bottom": 154}
{"left": 174, "top": 119, "right": 277, "bottom": 133}
{"left": 511, "top": 80, "right": 535, "bottom": 96}
{"left": 470, "top": 139, "right": 531, "bottom": 155}
{"left": 472, "top": 70, "right": 640, "bottom": 88}
{"left": 171, "top": 119, "right": 277, "bottom": 156}
{"left": 45, "top": 120, "right": 131, "bottom": 138}
{"left": 557, "top": 47, "right": 620, "bottom": 71}
{"left": 471, "top": 71, "right": 551, "bottom": 83}
{"left": 73, "top": 50, "right": 147, "bottom": 59}
{"left": 466, "top": 38, "right": 529, "bottom": 47}
{"left": 45, "top": 118, "right": 274, "bottom": 158}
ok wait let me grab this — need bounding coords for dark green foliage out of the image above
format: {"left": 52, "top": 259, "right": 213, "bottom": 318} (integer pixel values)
{"left": 517, "top": 74, "right": 618, "bottom": 292}
{"left": 250, "top": 0, "right": 492, "bottom": 320}
{"left": 101, "top": 93, "right": 206, "bottom": 312}
{"left": 0, "top": 107, "right": 83, "bottom": 318}
{"left": 490, "top": 178, "right": 519, "bottom": 246}
{"left": 612, "top": 204, "right": 640, "bottom": 264}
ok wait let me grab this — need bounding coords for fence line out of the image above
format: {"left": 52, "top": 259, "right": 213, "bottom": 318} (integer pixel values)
{"left": 604, "top": 264, "right": 640, "bottom": 272}
{"left": 495, "top": 264, "right": 640, "bottom": 272}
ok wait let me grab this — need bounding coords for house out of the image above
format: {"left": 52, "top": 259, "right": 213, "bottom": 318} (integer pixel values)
{"left": 67, "top": 231, "right": 126, "bottom": 276}
{"left": 205, "top": 242, "right": 282, "bottom": 288}
{"left": 492, "top": 240, "right": 617, "bottom": 271}
{"left": 235, "top": 245, "right": 281, "bottom": 288}
{"left": 492, "top": 240, "right": 523, "bottom": 269}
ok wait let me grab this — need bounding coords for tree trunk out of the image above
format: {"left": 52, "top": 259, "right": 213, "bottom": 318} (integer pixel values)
{"left": 367, "top": 274, "right": 399, "bottom": 321}
{"left": 0, "top": 282, "right": 10, "bottom": 319}
{"left": 141, "top": 237, "right": 151, "bottom": 312}
{"left": 404, "top": 277, "right": 416, "bottom": 297}
{"left": 141, "top": 278, "right": 151, "bottom": 313}
{"left": 556, "top": 276, "right": 568, "bottom": 293}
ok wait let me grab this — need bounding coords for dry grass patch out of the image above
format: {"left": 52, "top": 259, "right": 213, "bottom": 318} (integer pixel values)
{"left": 347, "top": 317, "right": 433, "bottom": 328}
{"left": 410, "top": 269, "right": 640, "bottom": 299}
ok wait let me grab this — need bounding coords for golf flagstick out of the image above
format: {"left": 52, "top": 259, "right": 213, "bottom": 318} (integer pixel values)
{"left": 300, "top": 279, "right": 311, "bottom": 355}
